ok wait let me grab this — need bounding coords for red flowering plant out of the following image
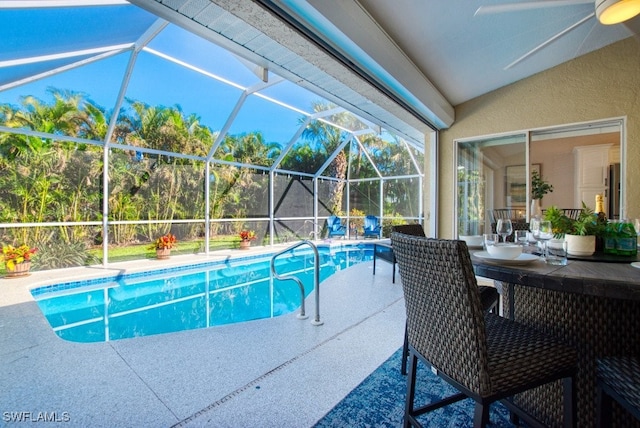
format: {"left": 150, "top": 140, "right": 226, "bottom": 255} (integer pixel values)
{"left": 2, "top": 244, "right": 37, "bottom": 271}
{"left": 149, "top": 233, "right": 177, "bottom": 250}
{"left": 239, "top": 230, "right": 256, "bottom": 242}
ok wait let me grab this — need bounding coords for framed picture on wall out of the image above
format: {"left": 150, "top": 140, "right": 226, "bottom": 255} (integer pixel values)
{"left": 505, "top": 164, "right": 540, "bottom": 207}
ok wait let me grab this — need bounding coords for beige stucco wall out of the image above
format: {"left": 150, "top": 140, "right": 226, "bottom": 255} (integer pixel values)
{"left": 436, "top": 37, "right": 640, "bottom": 238}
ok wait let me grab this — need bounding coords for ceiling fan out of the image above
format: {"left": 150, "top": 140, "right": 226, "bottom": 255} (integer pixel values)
{"left": 475, "top": 0, "right": 640, "bottom": 69}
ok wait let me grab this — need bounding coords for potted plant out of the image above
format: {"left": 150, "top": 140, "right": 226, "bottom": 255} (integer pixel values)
{"left": 149, "top": 233, "right": 177, "bottom": 259}
{"left": 531, "top": 170, "right": 553, "bottom": 218}
{"left": 239, "top": 230, "right": 256, "bottom": 250}
{"left": 544, "top": 203, "right": 605, "bottom": 256}
{"left": 2, "top": 244, "right": 37, "bottom": 277}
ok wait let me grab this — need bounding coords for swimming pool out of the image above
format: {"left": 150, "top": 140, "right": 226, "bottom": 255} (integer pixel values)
{"left": 31, "top": 243, "right": 374, "bottom": 343}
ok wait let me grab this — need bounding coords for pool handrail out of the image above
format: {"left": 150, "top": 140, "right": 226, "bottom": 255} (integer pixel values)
{"left": 270, "top": 240, "right": 323, "bottom": 326}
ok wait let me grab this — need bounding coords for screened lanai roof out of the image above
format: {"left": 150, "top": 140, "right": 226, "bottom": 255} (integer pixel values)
{"left": 0, "top": 0, "right": 425, "bottom": 179}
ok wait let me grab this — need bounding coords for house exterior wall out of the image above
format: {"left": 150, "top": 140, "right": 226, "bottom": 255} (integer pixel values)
{"left": 435, "top": 37, "right": 640, "bottom": 238}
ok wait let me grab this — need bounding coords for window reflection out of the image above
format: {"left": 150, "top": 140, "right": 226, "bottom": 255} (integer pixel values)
{"left": 456, "top": 135, "right": 526, "bottom": 237}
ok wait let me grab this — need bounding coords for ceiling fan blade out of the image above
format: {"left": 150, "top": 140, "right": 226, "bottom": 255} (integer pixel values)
{"left": 504, "top": 12, "right": 595, "bottom": 69}
{"left": 475, "top": 0, "right": 592, "bottom": 16}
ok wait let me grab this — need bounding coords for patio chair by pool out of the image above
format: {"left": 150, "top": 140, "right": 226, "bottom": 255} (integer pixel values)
{"left": 391, "top": 234, "right": 577, "bottom": 428}
{"left": 362, "top": 215, "right": 382, "bottom": 238}
{"left": 391, "top": 224, "right": 499, "bottom": 376}
{"left": 327, "top": 215, "right": 346, "bottom": 238}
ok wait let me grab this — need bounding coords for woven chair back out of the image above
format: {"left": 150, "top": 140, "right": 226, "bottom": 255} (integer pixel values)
{"left": 364, "top": 215, "right": 379, "bottom": 229}
{"left": 391, "top": 233, "right": 492, "bottom": 395}
{"left": 391, "top": 224, "right": 425, "bottom": 237}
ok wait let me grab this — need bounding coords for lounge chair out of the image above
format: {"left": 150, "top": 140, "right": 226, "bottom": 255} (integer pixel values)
{"left": 362, "top": 215, "right": 381, "bottom": 238}
{"left": 327, "top": 215, "right": 346, "bottom": 238}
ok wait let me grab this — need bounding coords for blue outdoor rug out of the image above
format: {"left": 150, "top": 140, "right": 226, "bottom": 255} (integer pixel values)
{"left": 313, "top": 348, "right": 515, "bottom": 427}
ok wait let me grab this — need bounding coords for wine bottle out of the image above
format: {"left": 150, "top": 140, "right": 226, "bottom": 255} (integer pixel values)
{"left": 594, "top": 194, "right": 608, "bottom": 253}
{"left": 595, "top": 194, "right": 607, "bottom": 221}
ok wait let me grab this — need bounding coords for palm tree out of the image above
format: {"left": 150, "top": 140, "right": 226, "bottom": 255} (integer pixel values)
{"left": 283, "top": 102, "right": 364, "bottom": 214}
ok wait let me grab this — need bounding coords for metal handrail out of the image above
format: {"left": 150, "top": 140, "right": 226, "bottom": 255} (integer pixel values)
{"left": 304, "top": 219, "right": 320, "bottom": 241}
{"left": 270, "top": 240, "right": 323, "bottom": 326}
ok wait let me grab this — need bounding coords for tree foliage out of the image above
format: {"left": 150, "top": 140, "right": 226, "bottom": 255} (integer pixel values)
{"left": 0, "top": 89, "right": 420, "bottom": 269}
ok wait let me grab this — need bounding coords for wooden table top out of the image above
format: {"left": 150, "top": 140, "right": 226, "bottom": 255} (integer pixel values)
{"left": 470, "top": 250, "right": 640, "bottom": 301}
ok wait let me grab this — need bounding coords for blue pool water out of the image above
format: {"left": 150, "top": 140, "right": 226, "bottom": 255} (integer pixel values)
{"left": 31, "top": 243, "right": 374, "bottom": 343}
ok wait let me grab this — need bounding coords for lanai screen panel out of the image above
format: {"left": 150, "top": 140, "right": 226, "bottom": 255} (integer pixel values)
{"left": 115, "top": 50, "right": 241, "bottom": 154}
{"left": 408, "top": 145, "right": 425, "bottom": 174}
{"left": 367, "top": 131, "right": 417, "bottom": 177}
{"left": 0, "top": 4, "right": 155, "bottom": 87}
{"left": 350, "top": 180, "right": 381, "bottom": 216}
{"left": 226, "top": 93, "right": 302, "bottom": 162}
{"left": 324, "top": 111, "right": 368, "bottom": 133}
{"left": 2, "top": 53, "right": 130, "bottom": 130}
{"left": 258, "top": 79, "right": 319, "bottom": 114}
{"left": 272, "top": 173, "right": 314, "bottom": 241}
{"left": 383, "top": 178, "right": 420, "bottom": 218}
{"left": 0, "top": 137, "right": 103, "bottom": 224}
{"left": 107, "top": 149, "right": 205, "bottom": 239}
{"left": 146, "top": 24, "right": 262, "bottom": 89}
{"left": 282, "top": 123, "right": 350, "bottom": 175}
{"left": 316, "top": 178, "right": 347, "bottom": 217}
{"left": 348, "top": 139, "right": 378, "bottom": 180}
{"left": 209, "top": 165, "right": 269, "bottom": 220}
{"left": 273, "top": 174, "right": 314, "bottom": 218}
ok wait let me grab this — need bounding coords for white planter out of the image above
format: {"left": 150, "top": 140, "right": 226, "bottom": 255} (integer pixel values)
{"left": 565, "top": 234, "right": 595, "bottom": 257}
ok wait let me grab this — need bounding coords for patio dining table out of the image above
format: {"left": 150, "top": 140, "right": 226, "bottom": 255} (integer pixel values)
{"left": 471, "top": 250, "right": 640, "bottom": 427}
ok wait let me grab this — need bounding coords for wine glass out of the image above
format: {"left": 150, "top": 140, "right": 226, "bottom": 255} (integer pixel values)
{"left": 530, "top": 217, "right": 541, "bottom": 251}
{"left": 496, "top": 219, "right": 513, "bottom": 243}
{"left": 533, "top": 220, "right": 554, "bottom": 261}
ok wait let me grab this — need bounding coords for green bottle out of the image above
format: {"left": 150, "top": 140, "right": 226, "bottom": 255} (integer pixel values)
{"left": 617, "top": 219, "right": 637, "bottom": 256}
{"left": 603, "top": 221, "right": 618, "bottom": 255}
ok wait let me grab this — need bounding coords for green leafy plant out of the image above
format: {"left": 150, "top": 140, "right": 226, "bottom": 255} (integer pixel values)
{"left": 543, "top": 203, "right": 605, "bottom": 237}
{"left": 531, "top": 170, "right": 553, "bottom": 200}
{"left": 35, "top": 240, "right": 100, "bottom": 270}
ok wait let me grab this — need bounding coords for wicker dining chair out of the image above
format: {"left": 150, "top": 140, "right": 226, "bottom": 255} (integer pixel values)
{"left": 391, "top": 233, "right": 577, "bottom": 428}
{"left": 391, "top": 225, "right": 499, "bottom": 375}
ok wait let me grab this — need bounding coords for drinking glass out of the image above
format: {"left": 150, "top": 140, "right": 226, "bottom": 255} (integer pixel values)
{"left": 496, "top": 219, "right": 513, "bottom": 243}
{"left": 483, "top": 233, "right": 499, "bottom": 251}
{"left": 515, "top": 230, "right": 528, "bottom": 246}
{"left": 546, "top": 239, "right": 568, "bottom": 265}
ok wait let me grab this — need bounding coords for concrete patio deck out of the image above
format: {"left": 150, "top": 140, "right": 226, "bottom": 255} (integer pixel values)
{"left": 0, "top": 244, "right": 405, "bottom": 427}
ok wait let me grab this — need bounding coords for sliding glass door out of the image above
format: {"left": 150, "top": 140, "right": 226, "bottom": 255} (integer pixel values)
{"left": 456, "top": 134, "right": 527, "bottom": 237}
